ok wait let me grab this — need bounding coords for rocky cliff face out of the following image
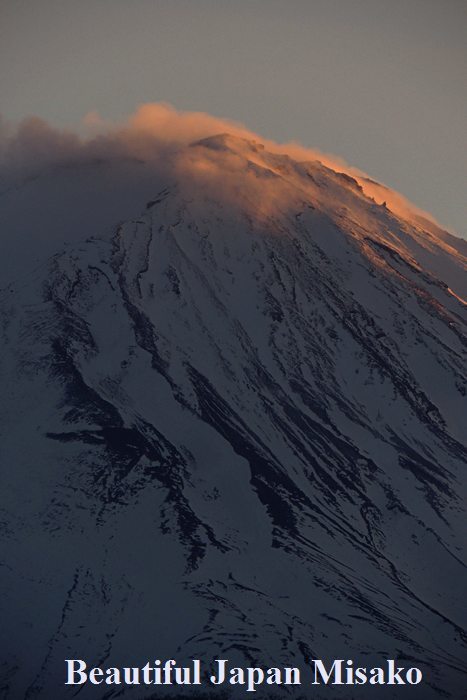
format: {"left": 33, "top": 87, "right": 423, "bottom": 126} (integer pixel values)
{"left": 1, "top": 134, "right": 466, "bottom": 698}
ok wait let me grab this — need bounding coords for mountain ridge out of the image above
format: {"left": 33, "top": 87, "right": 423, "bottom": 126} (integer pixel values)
{"left": 0, "top": 135, "right": 466, "bottom": 699}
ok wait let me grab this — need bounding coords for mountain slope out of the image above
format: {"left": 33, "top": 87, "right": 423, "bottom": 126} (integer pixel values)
{"left": 0, "top": 134, "right": 466, "bottom": 699}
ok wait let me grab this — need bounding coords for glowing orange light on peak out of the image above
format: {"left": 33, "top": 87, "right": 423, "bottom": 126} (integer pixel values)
{"left": 2, "top": 101, "right": 454, "bottom": 240}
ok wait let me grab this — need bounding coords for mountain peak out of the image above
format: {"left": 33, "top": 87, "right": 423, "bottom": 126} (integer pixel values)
{"left": 191, "top": 131, "right": 266, "bottom": 154}
{"left": 1, "top": 114, "right": 466, "bottom": 699}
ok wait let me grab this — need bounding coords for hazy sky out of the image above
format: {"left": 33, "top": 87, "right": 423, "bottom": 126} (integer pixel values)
{"left": 1, "top": 0, "right": 466, "bottom": 236}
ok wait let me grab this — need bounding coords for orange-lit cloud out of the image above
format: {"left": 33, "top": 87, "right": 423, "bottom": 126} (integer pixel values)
{"left": 0, "top": 102, "right": 450, "bottom": 233}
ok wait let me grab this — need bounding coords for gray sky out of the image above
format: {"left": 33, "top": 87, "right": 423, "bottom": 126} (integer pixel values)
{"left": 1, "top": 0, "right": 466, "bottom": 236}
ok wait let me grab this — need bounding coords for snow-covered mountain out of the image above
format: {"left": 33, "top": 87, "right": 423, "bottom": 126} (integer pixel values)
{"left": 0, "top": 132, "right": 466, "bottom": 699}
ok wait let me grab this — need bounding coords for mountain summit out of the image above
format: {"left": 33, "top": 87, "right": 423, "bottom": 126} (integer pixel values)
{"left": 0, "top": 130, "right": 466, "bottom": 698}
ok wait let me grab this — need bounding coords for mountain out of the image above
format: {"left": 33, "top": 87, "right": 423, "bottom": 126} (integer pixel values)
{"left": 0, "top": 132, "right": 466, "bottom": 699}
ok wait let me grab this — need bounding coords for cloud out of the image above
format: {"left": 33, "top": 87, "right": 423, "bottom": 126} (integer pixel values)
{"left": 0, "top": 102, "right": 442, "bottom": 230}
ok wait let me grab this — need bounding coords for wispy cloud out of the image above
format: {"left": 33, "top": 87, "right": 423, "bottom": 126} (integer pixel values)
{"left": 0, "top": 102, "right": 440, "bottom": 230}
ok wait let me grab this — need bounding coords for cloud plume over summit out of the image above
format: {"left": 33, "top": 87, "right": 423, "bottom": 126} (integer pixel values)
{"left": 0, "top": 102, "right": 443, "bottom": 228}
{"left": 1, "top": 102, "right": 465, "bottom": 291}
